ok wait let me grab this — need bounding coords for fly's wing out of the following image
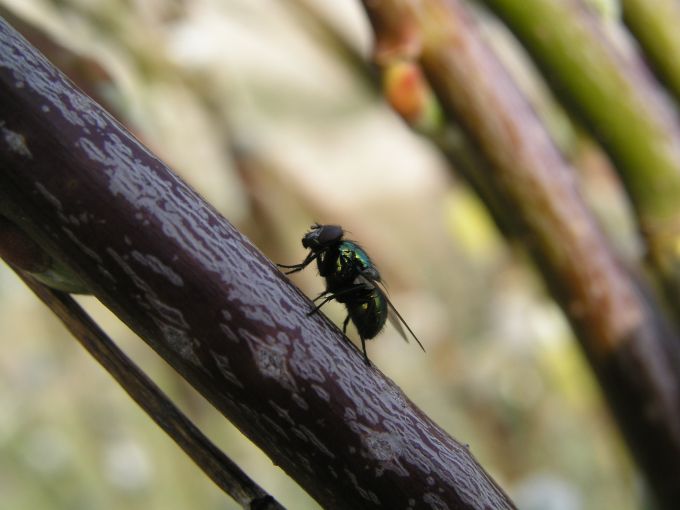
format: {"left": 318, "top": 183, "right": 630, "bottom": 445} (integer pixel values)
{"left": 388, "top": 308, "right": 409, "bottom": 343}
{"left": 359, "top": 273, "right": 426, "bottom": 352}
{"left": 382, "top": 289, "right": 425, "bottom": 352}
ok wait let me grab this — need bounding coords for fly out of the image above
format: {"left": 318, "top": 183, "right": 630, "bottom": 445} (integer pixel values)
{"left": 278, "top": 223, "right": 425, "bottom": 364}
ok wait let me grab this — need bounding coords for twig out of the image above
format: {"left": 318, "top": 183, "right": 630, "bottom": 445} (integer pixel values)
{"left": 12, "top": 267, "right": 285, "bottom": 510}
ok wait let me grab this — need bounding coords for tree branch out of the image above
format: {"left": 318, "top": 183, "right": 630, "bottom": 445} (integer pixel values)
{"left": 0, "top": 16, "right": 515, "bottom": 509}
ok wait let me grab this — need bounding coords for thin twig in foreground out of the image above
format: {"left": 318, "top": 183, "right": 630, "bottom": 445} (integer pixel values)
{"left": 13, "top": 269, "right": 285, "bottom": 510}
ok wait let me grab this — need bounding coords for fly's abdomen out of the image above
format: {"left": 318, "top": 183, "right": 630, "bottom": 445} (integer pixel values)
{"left": 347, "top": 289, "right": 388, "bottom": 339}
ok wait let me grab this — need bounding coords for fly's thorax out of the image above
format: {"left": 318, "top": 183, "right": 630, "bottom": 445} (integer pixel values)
{"left": 317, "top": 241, "right": 367, "bottom": 286}
{"left": 338, "top": 241, "right": 381, "bottom": 277}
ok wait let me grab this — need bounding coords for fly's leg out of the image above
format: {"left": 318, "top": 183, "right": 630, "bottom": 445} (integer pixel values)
{"left": 307, "top": 294, "right": 336, "bottom": 315}
{"left": 313, "top": 291, "right": 330, "bottom": 303}
{"left": 307, "top": 284, "right": 366, "bottom": 316}
{"left": 360, "top": 336, "right": 370, "bottom": 365}
{"left": 277, "top": 265, "right": 303, "bottom": 274}
{"left": 277, "top": 251, "right": 317, "bottom": 275}
{"left": 339, "top": 314, "right": 366, "bottom": 359}
{"left": 307, "top": 287, "right": 371, "bottom": 365}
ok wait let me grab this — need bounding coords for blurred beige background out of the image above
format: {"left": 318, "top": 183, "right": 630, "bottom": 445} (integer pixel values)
{"left": 0, "top": 0, "right": 641, "bottom": 509}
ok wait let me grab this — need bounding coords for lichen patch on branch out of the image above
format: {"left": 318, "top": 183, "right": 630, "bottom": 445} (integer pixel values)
{"left": 0, "top": 121, "right": 31, "bottom": 158}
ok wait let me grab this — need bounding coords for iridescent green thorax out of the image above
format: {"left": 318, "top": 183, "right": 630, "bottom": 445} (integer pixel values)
{"left": 337, "top": 241, "right": 379, "bottom": 279}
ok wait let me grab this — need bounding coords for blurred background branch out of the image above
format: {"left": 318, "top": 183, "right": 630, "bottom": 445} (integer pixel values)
{"left": 483, "top": 0, "right": 680, "bottom": 323}
{"left": 359, "top": 1, "right": 680, "bottom": 508}
{"left": 620, "top": 0, "right": 680, "bottom": 109}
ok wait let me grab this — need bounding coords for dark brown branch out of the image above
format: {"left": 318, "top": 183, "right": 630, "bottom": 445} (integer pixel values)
{"left": 0, "top": 17, "right": 515, "bottom": 509}
{"left": 11, "top": 267, "right": 284, "bottom": 510}
{"left": 0, "top": 5, "right": 116, "bottom": 118}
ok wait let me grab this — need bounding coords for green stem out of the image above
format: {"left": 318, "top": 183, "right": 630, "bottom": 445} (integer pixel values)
{"left": 484, "top": 0, "right": 680, "bottom": 316}
{"left": 621, "top": 0, "right": 680, "bottom": 103}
